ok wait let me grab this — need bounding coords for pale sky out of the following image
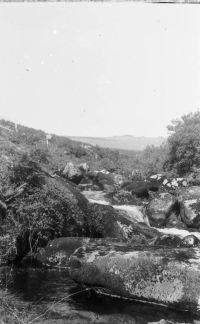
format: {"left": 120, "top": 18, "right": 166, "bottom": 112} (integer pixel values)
{"left": 0, "top": 3, "right": 200, "bottom": 138}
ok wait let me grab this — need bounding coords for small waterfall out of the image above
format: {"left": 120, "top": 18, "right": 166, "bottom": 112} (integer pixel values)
{"left": 82, "top": 190, "right": 111, "bottom": 205}
{"left": 113, "top": 205, "right": 150, "bottom": 226}
{"left": 82, "top": 190, "right": 200, "bottom": 240}
{"left": 155, "top": 227, "right": 200, "bottom": 240}
{"left": 83, "top": 190, "right": 149, "bottom": 225}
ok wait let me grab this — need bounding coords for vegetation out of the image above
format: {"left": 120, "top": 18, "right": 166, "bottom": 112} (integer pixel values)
{"left": 1, "top": 112, "right": 200, "bottom": 188}
{"left": 138, "top": 144, "right": 169, "bottom": 177}
{"left": 165, "top": 112, "right": 200, "bottom": 176}
{"left": 128, "top": 111, "right": 200, "bottom": 178}
{"left": 0, "top": 119, "right": 145, "bottom": 179}
{"left": 0, "top": 113, "right": 200, "bottom": 322}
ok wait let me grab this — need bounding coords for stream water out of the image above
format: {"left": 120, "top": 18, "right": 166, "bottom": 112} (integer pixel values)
{"left": 1, "top": 190, "right": 200, "bottom": 323}
{"left": 82, "top": 190, "right": 200, "bottom": 240}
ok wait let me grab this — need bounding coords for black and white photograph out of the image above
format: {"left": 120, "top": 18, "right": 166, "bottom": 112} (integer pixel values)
{"left": 0, "top": 2, "right": 200, "bottom": 323}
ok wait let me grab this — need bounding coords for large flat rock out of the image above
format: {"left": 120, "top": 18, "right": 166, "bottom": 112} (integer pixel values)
{"left": 69, "top": 241, "right": 200, "bottom": 313}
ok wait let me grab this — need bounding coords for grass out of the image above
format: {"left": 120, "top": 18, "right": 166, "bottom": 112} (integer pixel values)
{"left": 0, "top": 284, "right": 92, "bottom": 324}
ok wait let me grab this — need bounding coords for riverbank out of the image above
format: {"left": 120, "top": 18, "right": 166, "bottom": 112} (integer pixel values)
{"left": 1, "top": 120, "right": 200, "bottom": 322}
{"left": 0, "top": 266, "right": 199, "bottom": 324}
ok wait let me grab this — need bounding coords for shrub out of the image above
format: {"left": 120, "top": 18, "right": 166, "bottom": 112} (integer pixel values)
{"left": 10, "top": 153, "right": 45, "bottom": 188}
{"left": 165, "top": 112, "right": 200, "bottom": 176}
{"left": 30, "top": 148, "right": 50, "bottom": 164}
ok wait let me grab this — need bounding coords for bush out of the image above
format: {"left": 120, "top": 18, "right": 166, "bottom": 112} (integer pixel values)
{"left": 165, "top": 112, "right": 200, "bottom": 176}
{"left": 30, "top": 148, "right": 50, "bottom": 164}
{"left": 10, "top": 153, "right": 45, "bottom": 188}
{"left": 72, "top": 145, "right": 87, "bottom": 158}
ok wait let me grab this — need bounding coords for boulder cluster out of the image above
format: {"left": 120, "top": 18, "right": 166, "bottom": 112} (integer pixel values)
{"left": 2, "top": 159, "right": 200, "bottom": 312}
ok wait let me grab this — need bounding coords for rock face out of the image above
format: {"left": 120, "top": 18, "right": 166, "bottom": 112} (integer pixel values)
{"left": 78, "top": 162, "right": 89, "bottom": 173}
{"left": 113, "top": 173, "right": 124, "bottom": 186}
{"left": 63, "top": 162, "right": 83, "bottom": 184}
{"left": 36, "top": 236, "right": 163, "bottom": 268}
{"left": 121, "top": 176, "right": 188, "bottom": 201}
{"left": 36, "top": 237, "right": 89, "bottom": 267}
{"left": 87, "top": 203, "right": 158, "bottom": 242}
{"left": 146, "top": 193, "right": 179, "bottom": 227}
{"left": 148, "top": 174, "right": 188, "bottom": 191}
{"left": 36, "top": 237, "right": 148, "bottom": 268}
{"left": 151, "top": 234, "right": 182, "bottom": 248}
{"left": 179, "top": 186, "right": 200, "bottom": 200}
{"left": 121, "top": 178, "right": 167, "bottom": 200}
{"left": 179, "top": 186, "right": 200, "bottom": 228}
{"left": 121, "top": 181, "right": 150, "bottom": 199}
{"left": 6, "top": 174, "right": 93, "bottom": 263}
{"left": 69, "top": 241, "right": 200, "bottom": 312}
{"left": 34, "top": 209, "right": 161, "bottom": 267}
{"left": 187, "top": 172, "right": 200, "bottom": 186}
{"left": 88, "top": 204, "right": 126, "bottom": 239}
{"left": 181, "top": 234, "right": 200, "bottom": 247}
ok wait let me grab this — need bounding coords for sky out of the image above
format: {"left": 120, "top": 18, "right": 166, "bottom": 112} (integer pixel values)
{"left": 0, "top": 3, "right": 200, "bottom": 138}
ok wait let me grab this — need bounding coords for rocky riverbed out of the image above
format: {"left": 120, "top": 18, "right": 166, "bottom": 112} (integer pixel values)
{"left": 2, "top": 163, "right": 200, "bottom": 323}
{"left": 0, "top": 266, "right": 200, "bottom": 324}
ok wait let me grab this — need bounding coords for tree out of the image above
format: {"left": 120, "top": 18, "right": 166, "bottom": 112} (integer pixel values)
{"left": 165, "top": 111, "right": 200, "bottom": 176}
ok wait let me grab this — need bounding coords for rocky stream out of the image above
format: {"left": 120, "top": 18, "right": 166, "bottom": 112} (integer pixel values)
{"left": 1, "top": 189, "right": 200, "bottom": 324}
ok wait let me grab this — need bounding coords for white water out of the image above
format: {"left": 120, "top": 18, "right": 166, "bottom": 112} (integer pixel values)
{"left": 83, "top": 190, "right": 200, "bottom": 240}
{"left": 113, "top": 205, "right": 150, "bottom": 226}
{"left": 83, "top": 190, "right": 149, "bottom": 225}
{"left": 82, "top": 190, "right": 111, "bottom": 205}
{"left": 156, "top": 227, "right": 200, "bottom": 240}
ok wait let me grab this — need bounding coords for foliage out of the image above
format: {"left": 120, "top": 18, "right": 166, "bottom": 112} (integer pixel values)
{"left": 29, "top": 147, "right": 50, "bottom": 164}
{"left": 9, "top": 153, "right": 45, "bottom": 188}
{"left": 71, "top": 145, "right": 87, "bottom": 158}
{"left": 4, "top": 152, "right": 93, "bottom": 263}
{"left": 165, "top": 112, "right": 200, "bottom": 176}
{"left": 141, "top": 144, "right": 169, "bottom": 176}
{"left": 0, "top": 119, "right": 153, "bottom": 178}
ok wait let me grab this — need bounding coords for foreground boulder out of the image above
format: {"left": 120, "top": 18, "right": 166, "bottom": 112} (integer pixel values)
{"left": 69, "top": 241, "right": 200, "bottom": 312}
{"left": 36, "top": 237, "right": 151, "bottom": 268}
{"left": 4, "top": 170, "right": 92, "bottom": 263}
{"left": 34, "top": 232, "right": 200, "bottom": 268}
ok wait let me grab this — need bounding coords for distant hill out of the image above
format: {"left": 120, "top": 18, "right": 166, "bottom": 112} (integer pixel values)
{"left": 68, "top": 135, "right": 166, "bottom": 151}
{"left": 0, "top": 120, "right": 144, "bottom": 177}
{"left": 0, "top": 119, "right": 166, "bottom": 180}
